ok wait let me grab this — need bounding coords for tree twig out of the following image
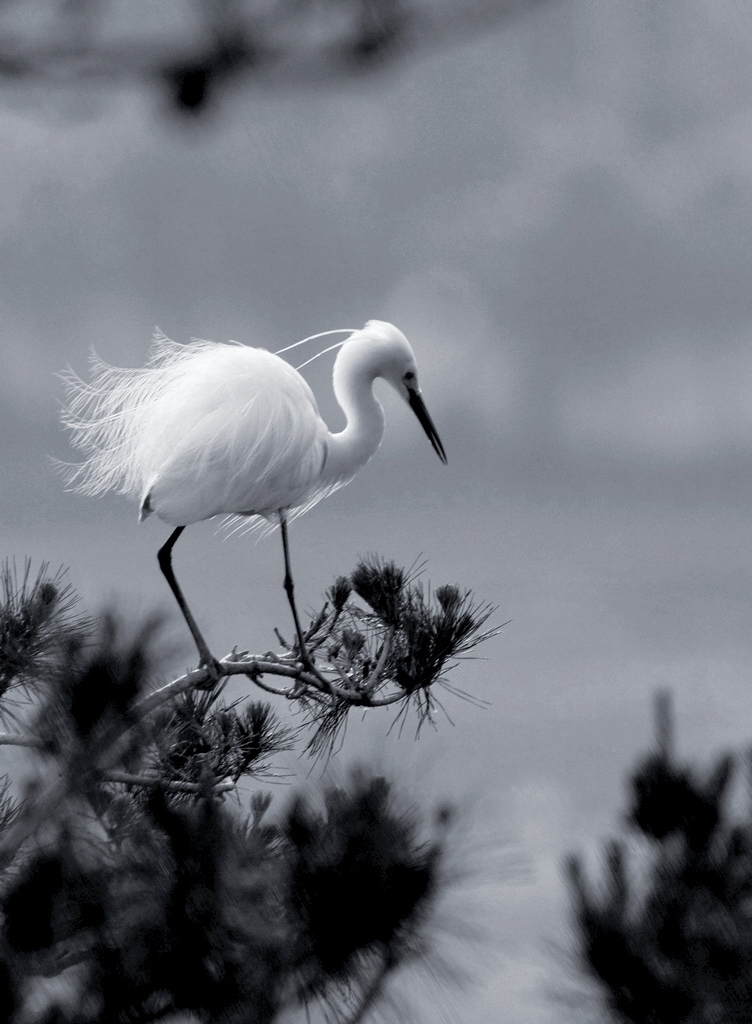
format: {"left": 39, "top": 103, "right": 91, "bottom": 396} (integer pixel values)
{"left": 346, "top": 951, "right": 395, "bottom": 1024}
{"left": 0, "top": 732, "right": 45, "bottom": 749}
{"left": 361, "top": 626, "right": 395, "bottom": 695}
{"left": 103, "top": 770, "right": 236, "bottom": 794}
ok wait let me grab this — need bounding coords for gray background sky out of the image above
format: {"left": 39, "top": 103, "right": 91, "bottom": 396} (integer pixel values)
{"left": 3, "top": 0, "right": 752, "bottom": 1019}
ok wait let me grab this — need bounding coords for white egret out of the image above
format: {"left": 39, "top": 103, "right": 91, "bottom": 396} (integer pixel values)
{"left": 60, "top": 320, "right": 446, "bottom": 677}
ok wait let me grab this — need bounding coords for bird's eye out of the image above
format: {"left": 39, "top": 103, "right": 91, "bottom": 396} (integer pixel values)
{"left": 403, "top": 371, "right": 416, "bottom": 383}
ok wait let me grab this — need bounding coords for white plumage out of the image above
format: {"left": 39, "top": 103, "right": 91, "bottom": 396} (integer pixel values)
{"left": 60, "top": 319, "right": 446, "bottom": 675}
{"left": 61, "top": 333, "right": 328, "bottom": 527}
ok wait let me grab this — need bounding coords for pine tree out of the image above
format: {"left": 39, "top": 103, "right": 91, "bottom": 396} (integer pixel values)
{"left": 567, "top": 692, "right": 752, "bottom": 1024}
{"left": 0, "top": 556, "right": 496, "bottom": 1023}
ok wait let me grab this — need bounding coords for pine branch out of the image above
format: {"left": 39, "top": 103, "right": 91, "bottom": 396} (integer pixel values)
{"left": 0, "top": 558, "right": 492, "bottom": 899}
{"left": 0, "top": 558, "right": 90, "bottom": 707}
{"left": 103, "top": 771, "right": 236, "bottom": 795}
{"left": 0, "top": 554, "right": 480, "bottom": 1023}
{"left": 345, "top": 951, "right": 396, "bottom": 1024}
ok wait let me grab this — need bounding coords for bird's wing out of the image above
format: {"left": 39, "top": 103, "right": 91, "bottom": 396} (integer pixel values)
{"left": 142, "top": 345, "right": 329, "bottom": 526}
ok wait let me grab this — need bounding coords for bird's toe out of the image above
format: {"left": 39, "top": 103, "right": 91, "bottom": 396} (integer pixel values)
{"left": 195, "top": 655, "right": 225, "bottom": 690}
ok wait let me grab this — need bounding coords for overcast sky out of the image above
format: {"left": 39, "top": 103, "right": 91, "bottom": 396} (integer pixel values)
{"left": 4, "top": 0, "right": 752, "bottom": 1019}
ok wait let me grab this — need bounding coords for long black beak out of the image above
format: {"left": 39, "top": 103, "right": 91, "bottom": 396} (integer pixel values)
{"left": 408, "top": 389, "right": 447, "bottom": 464}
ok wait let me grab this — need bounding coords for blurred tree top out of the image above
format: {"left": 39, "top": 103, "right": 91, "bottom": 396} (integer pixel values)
{"left": 568, "top": 692, "right": 752, "bottom": 1024}
{"left": 0, "top": 0, "right": 553, "bottom": 116}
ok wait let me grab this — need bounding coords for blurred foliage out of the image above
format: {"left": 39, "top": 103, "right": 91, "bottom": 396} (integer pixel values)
{"left": 0, "top": 0, "right": 554, "bottom": 117}
{"left": 0, "top": 559, "right": 89, "bottom": 707}
{"left": 567, "top": 692, "right": 752, "bottom": 1024}
{"left": 0, "top": 556, "right": 491, "bottom": 1022}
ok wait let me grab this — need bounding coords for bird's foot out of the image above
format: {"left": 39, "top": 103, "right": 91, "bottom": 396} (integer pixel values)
{"left": 228, "top": 645, "right": 250, "bottom": 662}
{"left": 297, "top": 649, "right": 330, "bottom": 688}
{"left": 296, "top": 646, "right": 316, "bottom": 673}
{"left": 195, "top": 655, "right": 225, "bottom": 691}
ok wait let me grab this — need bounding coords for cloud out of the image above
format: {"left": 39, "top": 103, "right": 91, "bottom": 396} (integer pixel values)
{"left": 0, "top": 99, "right": 145, "bottom": 231}
{"left": 557, "top": 333, "right": 752, "bottom": 459}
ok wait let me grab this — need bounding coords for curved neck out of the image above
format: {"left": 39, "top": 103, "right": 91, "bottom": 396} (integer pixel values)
{"left": 324, "top": 364, "right": 386, "bottom": 487}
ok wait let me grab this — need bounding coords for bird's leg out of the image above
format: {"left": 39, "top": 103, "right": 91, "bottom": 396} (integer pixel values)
{"left": 157, "top": 527, "right": 223, "bottom": 684}
{"left": 279, "top": 513, "right": 313, "bottom": 670}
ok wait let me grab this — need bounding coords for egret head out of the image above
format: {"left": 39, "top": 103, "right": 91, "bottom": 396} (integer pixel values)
{"left": 337, "top": 320, "right": 447, "bottom": 464}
